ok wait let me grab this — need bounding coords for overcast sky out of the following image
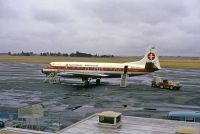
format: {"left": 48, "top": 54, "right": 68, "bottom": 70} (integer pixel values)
{"left": 0, "top": 0, "right": 200, "bottom": 56}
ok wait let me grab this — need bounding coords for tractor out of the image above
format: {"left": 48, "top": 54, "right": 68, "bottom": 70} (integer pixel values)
{"left": 151, "top": 76, "right": 181, "bottom": 90}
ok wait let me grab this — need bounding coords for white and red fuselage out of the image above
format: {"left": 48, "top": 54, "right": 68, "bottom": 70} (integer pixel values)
{"left": 42, "top": 47, "right": 161, "bottom": 80}
{"left": 42, "top": 62, "right": 156, "bottom": 78}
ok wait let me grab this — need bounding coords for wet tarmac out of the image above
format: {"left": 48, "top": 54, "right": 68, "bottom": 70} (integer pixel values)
{"left": 0, "top": 62, "right": 200, "bottom": 130}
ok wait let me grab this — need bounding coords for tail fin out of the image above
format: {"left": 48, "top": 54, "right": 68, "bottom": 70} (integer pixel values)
{"left": 132, "top": 46, "right": 161, "bottom": 70}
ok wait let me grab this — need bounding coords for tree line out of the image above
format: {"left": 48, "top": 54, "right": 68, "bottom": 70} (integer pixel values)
{"left": 8, "top": 51, "right": 114, "bottom": 58}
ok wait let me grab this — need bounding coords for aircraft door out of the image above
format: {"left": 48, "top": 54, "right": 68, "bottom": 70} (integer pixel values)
{"left": 124, "top": 66, "right": 128, "bottom": 74}
{"left": 65, "top": 64, "right": 68, "bottom": 70}
{"left": 97, "top": 67, "right": 102, "bottom": 72}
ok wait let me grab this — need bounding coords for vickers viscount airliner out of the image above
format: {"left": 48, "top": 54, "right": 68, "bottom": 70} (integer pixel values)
{"left": 42, "top": 46, "right": 161, "bottom": 86}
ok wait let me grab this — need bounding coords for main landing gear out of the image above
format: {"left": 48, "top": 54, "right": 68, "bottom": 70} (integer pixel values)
{"left": 82, "top": 78, "right": 101, "bottom": 86}
{"left": 82, "top": 78, "right": 90, "bottom": 87}
{"left": 96, "top": 78, "right": 101, "bottom": 86}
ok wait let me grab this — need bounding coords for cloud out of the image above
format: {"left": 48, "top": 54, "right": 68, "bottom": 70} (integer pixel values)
{"left": 74, "top": 0, "right": 188, "bottom": 24}
{"left": 0, "top": 0, "right": 19, "bottom": 19}
{"left": 34, "top": 9, "right": 67, "bottom": 24}
{"left": 0, "top": 0, "right": 200, "bottom": 56}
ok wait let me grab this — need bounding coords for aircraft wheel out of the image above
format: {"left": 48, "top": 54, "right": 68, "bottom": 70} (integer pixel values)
{"left": 169, "top": 86, "right": 173, "bottom": 90}
{"left": 84, "top": 81, "right": 90, "bottom": 87}
{"left": 96, "top": 79, "right": 101, "bottom": 86}
{"left": 86, "top": 81, "right": 89, "bottom": 85}
{"left": 160, "top": 85, "right": 164, "bottom": 89}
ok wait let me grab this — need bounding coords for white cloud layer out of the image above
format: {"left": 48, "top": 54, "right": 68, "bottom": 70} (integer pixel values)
{"left": 0, "top": 0, "right": 200, "bottom": 56}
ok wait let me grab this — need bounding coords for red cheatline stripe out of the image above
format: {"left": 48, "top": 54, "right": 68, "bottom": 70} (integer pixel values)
{"left": 44, "top": 66, "right": 154, "bottom": 73}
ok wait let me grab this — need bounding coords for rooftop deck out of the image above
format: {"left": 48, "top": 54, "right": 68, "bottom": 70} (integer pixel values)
{"left": 1, "top": 114, "right": 200, "bottom": 134}
{"left": 59, "top": 114, "right": 200, "bottom": 134}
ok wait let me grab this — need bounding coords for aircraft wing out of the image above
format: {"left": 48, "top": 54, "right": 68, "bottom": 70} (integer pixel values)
{"left": 57, "top": 71, "right": 109, "bottom": 78}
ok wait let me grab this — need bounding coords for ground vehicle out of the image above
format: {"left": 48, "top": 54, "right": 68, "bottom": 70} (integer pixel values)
{"left": 151, "top": 76, "right": 181, "bottom": 90}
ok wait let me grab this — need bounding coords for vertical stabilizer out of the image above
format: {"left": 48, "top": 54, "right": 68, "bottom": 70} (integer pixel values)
{"left": 131, "top": 46, "right": 161, "bottom": 70}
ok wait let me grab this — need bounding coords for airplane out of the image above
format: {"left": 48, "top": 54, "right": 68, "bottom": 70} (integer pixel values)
{"left": 41, "top": 46, "right": 161, "bottom": 86}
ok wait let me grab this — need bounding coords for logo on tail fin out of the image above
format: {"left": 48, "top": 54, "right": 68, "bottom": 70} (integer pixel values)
{"left": 125, "top": 46, "right": 161, "bottom": 70}
{"left": 147, "top": 52, "right": 155, "bottom": 60}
